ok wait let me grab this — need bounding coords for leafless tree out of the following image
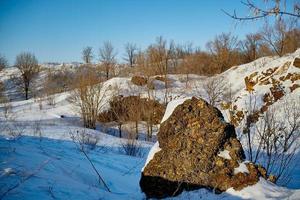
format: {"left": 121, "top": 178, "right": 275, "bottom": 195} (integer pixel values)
{"left": 260, "top": 19, "right": 299, "bottom": 56}
{"left": 223, "top": 0, "right": 300, "bottom": 21}
{"left": 15, "top": 52, "right": 40, "bottom": 100}
{"left": 203, "top": 76, "right": 227, "bottom": 107}
{"left": 242, "top": 93, "right": 259, "bottom": 162}
{"left": 135, "top": 53, "right": 159, "bottom": 140}
{"left": 0, "top": 81, "right": 6, "bottom": 103}
{"left": 148, "top": 36, "right": 175, "bottom": 104}
{"left": 69, "top": 66, "right": 107, "bottom": 129}
{"left": 142, "top": 99, "right": 158, "bottom": 141}
{"left": 206, "top": 33, "right": 241, "bottom": 72}
{"left": 99, "top": 41, "right": 117, "bottom": 80}
{"left": 82, "top": 46, "right": 94, "bottom": 64}
{"left": 109, "top": 95, "right": 127, "bottom": 138}
{"left": 254, "top": 100, "right": 300, "bottom": 185}
{"left": 280, "top": 97, "right": 300, "bottom": 152}
{"left": 241, "top": 33, "right": 262, "bottom": 62}
{"left": 127, "top": 96, "right": 142, "bottom": 140}
{"left": 0, "top": 54, "right": 8, "bottom": 71}
{"left": 284, "top": 27, "right": 300, "bottom": 53}
{"left": 124, "top": 42, "right": 138, "bottom": 68}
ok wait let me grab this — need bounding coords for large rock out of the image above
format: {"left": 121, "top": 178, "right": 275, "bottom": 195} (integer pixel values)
{"left": 140, "top": 97, "right": 267, "bottom": 198}
{"left": 293, "top": 57, "right": 300, "bottom": 68}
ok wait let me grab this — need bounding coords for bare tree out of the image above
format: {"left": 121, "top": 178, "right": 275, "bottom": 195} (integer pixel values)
{"left": 223, "top": 0, "right": 300, "bottom": 21}
{"left": 284, "top": 28, "right": 300, "bottom": 53}
{"left": 240, "top": 95, "right": 300, "bottom": 185}
{"left": 206, "top": 33, "right": 241, "bottom": 72}
{"left": 82, "top": 46, "right": 94, "bottom": 64}
{"left": 0, "top": 54, "right": 8, "bottom": 71}
{"left": 124, "top": 42, "right": 138, "bottom": 68}
{"left": 202, "top": 76, "right": 227, "bottom": 107}
{"left": 109, "top": 95, "right": 127, "bottom": 138}
{"left": 242, "top": 93, "right": 260, "bottom": 162}
{"left": 69, "top": 66, "right": 107, "bottom": 129}
{"left": 15, "top": 52, "right": 40, "bottom": 100}
{"left": 241, "top": 33, "right": 262, "bottom": 62}
{"left": 142, "top": 99, "right": 156, "bottom": 141}
{"left": 136, "top": 52, "right": 159, "bottom": 140}
{"left": 254, "top": 100, "right": 300, "bottom": 185}
{"left": 280, "top": 97, "right": 300, "bottom": 152}
{"left": 0, "top": 81, "right": 6, "bottom": 103}
{"left": 127, "top": 96, "right": 142, "bottom": 140}
{"left": 148, "top": 36, "right": 175, "bottom": 104}
{"left": 261, "top": 19, "right": 299, "bottom": 56}
{"left": 99, "top": 41, "right": 117, "bottom": 80}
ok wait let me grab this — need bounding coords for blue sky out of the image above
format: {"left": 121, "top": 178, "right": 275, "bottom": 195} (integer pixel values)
{"left": 0, "top": 0, "right": 265, "bottom": 64}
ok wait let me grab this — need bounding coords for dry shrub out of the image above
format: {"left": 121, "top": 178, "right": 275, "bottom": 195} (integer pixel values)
{"left": 131, "top": 76, "right": 148, "bottom": 86}
{"left": 70, "top": 129, "right": 99, "bottom": 150}
{"left": 122, "top": 126, "right": 142, "bottom": 157}
{"left": 43, "top": 67, "right": 74, "bottom": 96}
{"left": 69, "top": 65, "right": 106, "bottom": 129}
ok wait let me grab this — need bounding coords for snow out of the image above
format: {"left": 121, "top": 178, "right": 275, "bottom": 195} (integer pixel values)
{"left": 1, "top": 168, "right": 14, "bottom": 176}
{"left": 141, "top": 141, "right": 161, "bottom": 172}
{"left": 173, "top": 178, "right": 300, "bottom": 200}
{"left": 2, "top": 136, "right": 299, "bottom": 200}
{"left": 234, "top": 162, "right": 249, "bottom": 174}
{"left": 0, "top": 136, "right": 148, "bottom": 200}
{"left": 218, "top": 150, "right": 231, "bottom": 160}
{"left": 0, "top": 49, "right": 300, "bottom": 199}
{"left": 161, "top": 97, "right": 192, "bottom": 123}
{"left": 226, "top": 178, "right": 300, "bottom": 200}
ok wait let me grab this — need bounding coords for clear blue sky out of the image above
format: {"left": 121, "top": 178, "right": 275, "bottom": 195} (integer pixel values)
{"left": 0, "top": 0, "right": 265, "bottom": 65}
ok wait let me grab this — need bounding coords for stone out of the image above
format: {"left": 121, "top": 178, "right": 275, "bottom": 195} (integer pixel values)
{"left": 131, "top": 76, "right": 148, "bottom": 86}
{"left": 293, "top": 57, "right": 300, "bottom": 68}
{"left": 98, "top": 95, "right": 165, "bottom": 124}
{"left": 140, "top": 97, "right": 267, "bottom": 198}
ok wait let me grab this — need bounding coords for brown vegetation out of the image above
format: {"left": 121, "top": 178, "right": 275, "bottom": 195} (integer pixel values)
{"left": 131, "top": 76, "right": 148, "bottom": 86}
{"left": 98, "top": 95, "right": 165, "bottom": 140}
{"left": 68, "top": 65, "right": 105, "bottom": 129}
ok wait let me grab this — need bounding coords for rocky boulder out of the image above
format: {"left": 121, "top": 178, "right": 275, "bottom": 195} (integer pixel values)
{"left": 140, "top": 97, "right": 267, "bottom": 198}
{"left": 131, "top": 76, "right": 148, "bottom": 86}
{"left": 293, "top": 57, "right": 300, "bottom": 68}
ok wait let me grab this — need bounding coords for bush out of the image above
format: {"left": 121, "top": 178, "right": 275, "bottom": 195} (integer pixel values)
{"left": 131, "top": 76, "right": 148, "bottom": 86}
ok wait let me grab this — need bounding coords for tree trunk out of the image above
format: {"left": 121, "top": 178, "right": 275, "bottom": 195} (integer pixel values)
{"left": 118, "top": 124, "right": 122, "bottom": 138}
{"left": 25, "top": 87, "right": 29, "bottom": 100}
{"left": 135, "top": 120, "right": 138, "bottom": 140}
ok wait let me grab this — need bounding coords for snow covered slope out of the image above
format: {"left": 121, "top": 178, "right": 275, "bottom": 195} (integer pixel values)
{"left": 1, "top": 136, "right": 299, "bottom": 200}
{"left": 0, "top": 49, "right": 300, "bottom": 199}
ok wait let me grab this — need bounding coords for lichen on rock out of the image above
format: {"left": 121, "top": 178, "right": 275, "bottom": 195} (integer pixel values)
{"left": 140, "top": 97, "right": 268, "bottom": 198}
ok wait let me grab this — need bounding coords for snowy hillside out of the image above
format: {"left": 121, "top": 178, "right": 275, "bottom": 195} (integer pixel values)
{"left": 0, "top": 49, "right": 300, "bottom": 199}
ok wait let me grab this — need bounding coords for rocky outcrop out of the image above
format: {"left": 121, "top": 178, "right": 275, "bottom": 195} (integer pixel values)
{"left": 140, "top": 97, "right": 267, "bottom": 198}
{"left": 293, "top": 57, "right": 300, "bottom": 68}
{"left": 131, "top": 76, "right": 148, "bottom": 86}
{"left": 98, "top": 95, "right": 165, "bottom": 124}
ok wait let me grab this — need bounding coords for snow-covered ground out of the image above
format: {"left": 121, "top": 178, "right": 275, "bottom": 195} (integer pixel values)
{"left": 1, "top": 50, "right": 300, "bottom": 199}
{"left": 1, "top": 136, "right": 299, "bottom": 200}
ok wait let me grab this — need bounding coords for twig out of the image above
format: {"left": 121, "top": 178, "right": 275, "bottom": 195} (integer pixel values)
{"left": 69, "top": 130, "right": 111, "bottom": 193}
{"left": 0, "top": 159, "right": 51, "bottom": 199}
{"left": 222, "top": 0, "right": 300, "bottom": 21}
